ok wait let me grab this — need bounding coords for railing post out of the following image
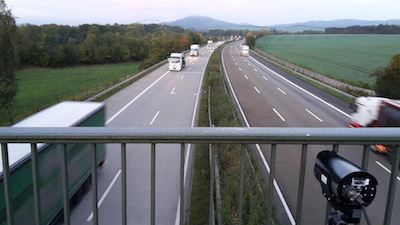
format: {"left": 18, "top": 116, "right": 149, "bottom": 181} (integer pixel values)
{"left": 209, "top": 144, "right": 215, "bottom": 225}
{"left": 325, "top": 145, "right": 339, "bottom": 224}
{"left": 296, "top": 144, "right": 308, "bottom": 225}
{"left": 91, "top": 143, "right": 98, "bottom": 225}
{"left": 151, "top": 143, "right": 156, "bottom": 225}
{"left": 61, "top": 143, "right": 70, "bottom": 225}
{"left": 121, "top": 143, "right": 127, "bottom": 225}
{"left": 238, "top": 144, "right": 245, "bottom": 225}
{"left": 266, "top": 144, "right": 277, "bottom": 225}
{"left": 31, "top": 143, "right": 42, "bottom": 225}
{"left": 180, "top": 143, "right": 185, "bottom": 225}
{"left": 1, "top": 143, "right": 14, "bottom": 225}
{"left": 361, "top": 145, "right": 370, "bottom": 171}
{"left": 383, "top": 145, "right": 400, "bottom": 224}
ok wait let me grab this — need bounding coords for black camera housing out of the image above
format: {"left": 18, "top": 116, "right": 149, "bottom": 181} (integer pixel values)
{"left": 314, "top": 150, "right": 378, "bottom": 211}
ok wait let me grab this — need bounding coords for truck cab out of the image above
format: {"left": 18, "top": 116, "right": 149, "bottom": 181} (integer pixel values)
{"left": 240, "top": 45, "right": 249, "bottom": 57}
{"left": 190, "top": 44, "right": 200, "bottom": 56}
{"left": 168, "top": 53, "right": 185, "bottom": 71}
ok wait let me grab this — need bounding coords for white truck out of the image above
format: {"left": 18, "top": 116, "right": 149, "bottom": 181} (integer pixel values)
{"left": 349, "top": 96, "right": 400, "bottom": 154}
{"left": 168, "top": 52, "right": 185, "bottom": 71}
{"left": 207, "top": 40, "right": 213, "bottom": 48}
{"left": 190, "top": 44, "right": 200, "bottom": 56}
{"left": 240, "top": 45, "right": 249, "bottom": 57}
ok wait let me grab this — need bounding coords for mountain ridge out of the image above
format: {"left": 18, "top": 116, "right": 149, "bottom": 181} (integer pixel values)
{"left": 161, "top": 16, "right": 400, "bottom": 31}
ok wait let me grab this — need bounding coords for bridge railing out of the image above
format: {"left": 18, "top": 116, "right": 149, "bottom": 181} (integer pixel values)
{"left": 0, "top": 127, "right": 399, "bottom": 225}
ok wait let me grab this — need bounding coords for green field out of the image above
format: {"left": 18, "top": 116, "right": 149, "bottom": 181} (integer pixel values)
{"left": 255, "top": 34, "right": 400, "bottom": 88}
{"left": 1, "top": 62, "right": 140, "bottom": 126}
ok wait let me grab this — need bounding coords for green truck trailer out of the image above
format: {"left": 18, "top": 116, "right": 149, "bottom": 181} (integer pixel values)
{"left": 0, "top": 101, "right": 106, "bottom": 224}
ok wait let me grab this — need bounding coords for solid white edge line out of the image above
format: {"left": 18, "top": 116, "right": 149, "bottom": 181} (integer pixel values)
{"left": 87, "top": 170, "right": 122, "bottom": 221}
{"left": 149, "top": 111, "right": 160, "bottom": 125}
{"left": 249, "top": 56, "right": 351, "bottom": 119}
{"left": 222, "top": 44, "right": 296, "bottom": 224}
{"left": 305, "top": 108, "right": 323, "bottom": 122}
{"left": 106, "top": 70, "right": 170, "bottom": 125}
{"left": 375, "top": 161, "right": 400, "bottom": 181}
{"left": 174, "top": 48, "right": 212, "bottom": 225}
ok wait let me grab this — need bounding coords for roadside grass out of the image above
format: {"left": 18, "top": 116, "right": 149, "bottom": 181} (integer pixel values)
{"left": 189, "top": 45, "right": 281, "bottom": 225}
{"left": 256, "top": 34, "right": 400, "bottom": 89}
{"left": 1, "top": 62, "right": 140, "bottom": 126}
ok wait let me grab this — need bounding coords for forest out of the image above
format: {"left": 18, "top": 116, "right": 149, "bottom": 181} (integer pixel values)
{"left": 324, "top": 24, "right": 400, "bottom": 34}
{"left": 16, "top": 23, "right": 209, "bottom": 69}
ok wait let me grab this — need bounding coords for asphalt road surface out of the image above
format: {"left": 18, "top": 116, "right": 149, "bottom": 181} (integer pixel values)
{"left": 69, "top": 46, "right": 215, "bottom": 225}
{"left": 222, "top": 41, "right": 400, "bottom": 225}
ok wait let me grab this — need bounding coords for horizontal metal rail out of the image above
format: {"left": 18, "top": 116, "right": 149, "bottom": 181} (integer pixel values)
{"left": 0, "top": 127, "right": 399, "bottom": 225}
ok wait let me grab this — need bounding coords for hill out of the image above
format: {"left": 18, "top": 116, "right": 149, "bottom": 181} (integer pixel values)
{"left": 161, "top": 16, "right": 400, "bottom": 32}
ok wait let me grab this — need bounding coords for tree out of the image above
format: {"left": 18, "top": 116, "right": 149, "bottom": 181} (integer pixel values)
{"left": 371, "top": 54, "right": 400, "bottom": 98}
{"left": 0, "top": 0, "right": 18, "bottom": 124}
{"left": 246, "top": 32, "right": 256, "bottom": 49}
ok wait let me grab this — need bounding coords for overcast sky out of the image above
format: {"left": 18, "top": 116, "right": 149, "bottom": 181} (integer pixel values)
{"left": 7, "top": 0, "right": 400, "bottom": 26}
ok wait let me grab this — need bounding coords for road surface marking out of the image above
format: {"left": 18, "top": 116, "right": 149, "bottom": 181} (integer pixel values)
{"left": 376, "top": 161, "right": 400, "bottom": 181}
{"left": 273, "top": 108, "right": 286, "bottom": 121}
{"left": 305, "top": 109, "right": 323, "bottom": 122}
{"left": 222, "top": 45, "right": 295, "bottom": 224}
{"left": 239, "top": 68, "right": 242, "bottom": 71}
{"left": 149, "top": 111, "right": 160, "bottom": 125}
{"left": 277, "top": 87, "right": 286, "bottom": 95}
{"left": 262, "top": 76, "right": 268, "bottom": 81}
{"left": 87, "top": 170, "right": 122, "bottom": 221}
{"left": 248, "top": 63, "right": 251, "bottom": 66}
{"left": 254, "top": 86, "right": 260, "bottom": 94}
{"left": 170, "top": 88, "right": 176, "bottom": 95}
{"left": 235, "top": 62, "right": 237, "bottom": 65}
{"left": 244, "top": 75, "right": 249, "bottom": 80}
{"left": 187, "top": 67, "right": 192, "bottom": 71}
{"left": 106, "top": 71, "right": 170, "bottom": 125}
{"left": 254, "top": 68, "right": 257, "bottom": 72}
{"left": 250, "top": 56, "right": 351, "bottom": 118}
{"left": 181, "top": 75, "right": 184, "bottom": 80}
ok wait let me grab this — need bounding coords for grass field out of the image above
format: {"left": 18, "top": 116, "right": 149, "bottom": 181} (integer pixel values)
{"left": 1, "top": 62, "right": 141, "bottom": 126}
{"left": 255, "top": 34, "right": 400, "bottom": 88}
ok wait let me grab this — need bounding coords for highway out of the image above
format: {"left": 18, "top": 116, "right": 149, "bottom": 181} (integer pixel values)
{"left": 222, "top": 41, "right": 400, "bottom": 225}
{"left": 69, "top": 46, "right": 214, "bottom": 224}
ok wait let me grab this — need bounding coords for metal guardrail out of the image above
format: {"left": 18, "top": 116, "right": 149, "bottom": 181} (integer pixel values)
{"left": 0, "top": 127, "right": 399, "bottom": 225}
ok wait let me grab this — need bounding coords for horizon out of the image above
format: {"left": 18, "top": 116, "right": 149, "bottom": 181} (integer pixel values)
{"left": 8, "top": 0, "right": 400, "bottom": 27}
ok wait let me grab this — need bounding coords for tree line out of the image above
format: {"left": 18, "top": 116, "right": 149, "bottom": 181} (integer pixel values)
{"left": 325, "top": 24, "right": 400, "bottom": 34}
{"left": 15, "top": 23, "right": 211, "bottom": 68}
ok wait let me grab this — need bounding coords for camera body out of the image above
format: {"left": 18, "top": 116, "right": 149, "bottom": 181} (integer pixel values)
{"left": 314, "top": 150, "right": 378, "bottom": 211}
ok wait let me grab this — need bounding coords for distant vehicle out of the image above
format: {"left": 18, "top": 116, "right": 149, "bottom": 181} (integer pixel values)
{"left": 350, "top": 96, "right": 400, "bottom": 155}
{"left": 0, "top": 101, "right": 106, "bottom": 225}
{"left": 207, "top": 40, "right": 213, "bottom": 48}
{"left": 168, "top": 52, "right": 185, "bottom": 71}
{"left": 240, "top": 45, "right": 249, "bottom": 56}
{"left": 190, "top": 44, "right": 200, "bottom": 56}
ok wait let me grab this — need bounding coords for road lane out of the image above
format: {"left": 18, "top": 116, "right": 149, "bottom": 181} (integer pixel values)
{"left": 70, "top": 47, "right": 214, "bottom": 225}
{"left": 223, "top": 41, "right": 400, "bottom": 225}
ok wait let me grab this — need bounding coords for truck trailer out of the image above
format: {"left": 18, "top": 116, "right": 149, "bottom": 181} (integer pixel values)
{"left": 349, "top": 96, "right": 400, "bottom": 155}
{"left": 0, "top": 101, "right": 106, "bottom": 224}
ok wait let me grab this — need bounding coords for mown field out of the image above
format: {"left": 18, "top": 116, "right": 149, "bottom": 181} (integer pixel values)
{"left": 1, "top": 62, "right": 140, "bottom": 126}
{"left": 255, "top": 34, "right": 400, "bottom": 88}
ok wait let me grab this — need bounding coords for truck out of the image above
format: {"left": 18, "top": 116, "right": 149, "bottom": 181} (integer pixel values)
{"left": 349, "top": 96, "right": 400, "bottom": 154}
{"left": 0, "top": 101, "right": 106, "bottom": 224}
{"left": 189, "top": 44, "right": 200, "bottom": 56}
{"left": 207, "top": 40, "right": 213, "bottom": 48}
{"left": 240, "top": 45, "right": 249, "bottom": 57}
{"left": 168, "top": 52, "right": 185, "bottom": 71}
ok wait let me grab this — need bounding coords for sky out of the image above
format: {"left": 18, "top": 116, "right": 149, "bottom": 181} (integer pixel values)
{"left": 6, "top": 0, "right": 400, "bottom": 27}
